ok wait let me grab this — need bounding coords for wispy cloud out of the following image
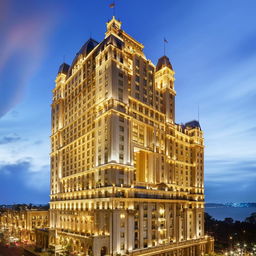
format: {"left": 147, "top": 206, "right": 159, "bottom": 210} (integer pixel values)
{"left": 0, "top": 1, "right": 58, "bottom": 117}
{"left": 0, "top": 137, "right": 49, "bottom": 172}
{"left": 0, "top": 133, "right": 21, "bottom": 144}
{"left": 0, "top": 160, "right": 49, "bottom": 204}
{"left": 205, "top": 158, "right": 256, "bottom": 182}
{"left": 205, "top": 158, "right": 256, "bottom": 202}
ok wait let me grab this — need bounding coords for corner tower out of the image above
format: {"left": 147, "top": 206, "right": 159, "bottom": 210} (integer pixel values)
{"left": 155, "top": 55, "right": 176, "bottom": 123}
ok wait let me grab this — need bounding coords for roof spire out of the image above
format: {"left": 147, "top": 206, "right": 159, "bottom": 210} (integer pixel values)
{"left": 156, "top": 55, "right": 173, "bottom": 71}
{"left": 106, "top": 16, "right": 122, "bottom": 38}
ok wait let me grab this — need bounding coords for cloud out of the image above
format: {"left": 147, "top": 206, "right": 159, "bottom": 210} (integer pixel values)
{"left": 205, "top": 178, "right": 256, "bottom": 203}
{"left": 34, "top": 140, "right": 43, "bottom": 145}
{"left": 240, "top": 126, "right": 256, "bottom": 136}
{"left": 205, "top": 158, "right": 256, "bottom": 202}
{"left": 0, "top": 139, "right": 49, "bottom": 171}
{"left": 0, "top": 1, "right": 58, "bottom": 118}
{"left": 0, "top": 160, "right": 49, "bottom": 204}
{"left": 0, "top": 133, "right": 21, "bottom": 144}
{"left": 205, "top": 158, "right": 256, "bottom": 180}
{"left": 0, "top": 0, "right": 9, "bottom": 22}
{"left": 10, "top": 110, "right": 19, "bottom": 118}
{"left": 229, "top": 31, "right": 256, "bottom": 62}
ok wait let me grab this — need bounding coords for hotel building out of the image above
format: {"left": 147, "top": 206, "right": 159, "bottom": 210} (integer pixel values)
{"left": 49, "top": 17, "right": 214, "bottom": 256}
{"left": 0, "top": 209, "right": 48, "bottom": 243}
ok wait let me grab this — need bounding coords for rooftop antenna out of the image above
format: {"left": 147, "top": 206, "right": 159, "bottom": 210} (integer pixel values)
{"left": 164, "top": 38, "right": 168, "bottom": 56}
{"left": 109, "top": 1, "right": 116, "bottom": 17}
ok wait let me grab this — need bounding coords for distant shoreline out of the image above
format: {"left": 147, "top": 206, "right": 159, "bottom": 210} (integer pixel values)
{"left": 205, "top": 204, "right": 256, "bottom": 221}
{"left": 205, "top": 202, "right": 256, "bottom": 208}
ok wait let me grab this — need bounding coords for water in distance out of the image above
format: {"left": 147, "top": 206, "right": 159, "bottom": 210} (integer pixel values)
{"left": 205, "top": 204, "right": 256, "bottom": 221}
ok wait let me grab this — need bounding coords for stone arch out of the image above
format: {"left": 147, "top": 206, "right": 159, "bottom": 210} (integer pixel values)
{"left": 100, "top": 246, "right": 108, "bottom": 256}
{"left": 81, "top": 242, "right": 85, "bottom": 252}
{"left": 157, "top": 182, "right": 168, "bottom": 190}
{"left": 68, "top": 238, "right": 74, "bottom": 252}
{"left": 50, "top": 236, "right": 55, "bottom": 244}
{"left": 64, "top": 238, "right": 68, "bottom": 245}
{"left": 74, "top": 239, "right": 80, "bottom": 252}
{"left": 88, "top": 246, "right": 93, "bottom": 256}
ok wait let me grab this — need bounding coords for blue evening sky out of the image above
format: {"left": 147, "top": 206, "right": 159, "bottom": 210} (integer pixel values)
{"left": 0, "top": 0, "right": 255, "bottom": 204}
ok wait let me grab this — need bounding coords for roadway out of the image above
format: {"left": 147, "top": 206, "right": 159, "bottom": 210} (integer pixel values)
{"left": 0, "top": 244, "right": 24, "bottom": 256}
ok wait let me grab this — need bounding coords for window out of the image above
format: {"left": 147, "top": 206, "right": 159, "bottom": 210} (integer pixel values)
{"left": 118, "top": 80, "right": 123, "bottom": 86}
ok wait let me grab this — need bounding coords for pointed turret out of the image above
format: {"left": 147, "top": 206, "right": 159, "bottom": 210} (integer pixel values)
{"left": 55, "top": 62, "right": 70, "bottom": 88}
{"left": 58, "top": 63, "right": 70, "bottom": 75}
{"left": 155, "top": 55, "right": 176, "bottom": 123}
{"left": 105, "top": 16, "right": 122, "bottom": 38}
{"left": 156, "top": 55, "right": 173, "bottom": 71}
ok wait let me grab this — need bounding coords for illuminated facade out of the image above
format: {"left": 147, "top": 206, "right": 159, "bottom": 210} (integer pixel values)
{"left": 0, "top": 209, "right": 48, "bottom": 243}
{"left": 50, "top": 17, "right": 214, "bottom": 256}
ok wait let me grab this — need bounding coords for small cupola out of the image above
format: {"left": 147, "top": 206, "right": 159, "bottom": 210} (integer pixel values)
{"left": 58, "top": 63, "right": 70, "bottom": 75}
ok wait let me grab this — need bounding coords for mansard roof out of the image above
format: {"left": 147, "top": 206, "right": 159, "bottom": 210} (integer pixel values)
{"left": 69, "top": 38, "right": 99, "bottom": 72}
{"left": 77, "top": 38, "right": 99, "bottom": 56}
{"left": 184, "top": 120, "right": 201, "bottom": 129}
{"left": 98, "top": 34, "right": 124, "bottom": 51}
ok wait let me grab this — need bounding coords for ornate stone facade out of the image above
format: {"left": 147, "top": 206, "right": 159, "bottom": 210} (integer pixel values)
{"left": 50, "top": 17, "right": 214, "bottom": 256}
{"left": 0, "top": 209, "right": 48, "bottom": 243}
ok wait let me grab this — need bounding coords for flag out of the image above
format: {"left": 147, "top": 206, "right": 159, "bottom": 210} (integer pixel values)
{"left": 164, "top": 38, "right": 168, "bottom": 43}
{"left": 109, "top": 3, "right": 115, "bottom": 8}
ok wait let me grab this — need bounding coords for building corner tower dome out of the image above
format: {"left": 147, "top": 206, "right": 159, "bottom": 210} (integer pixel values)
{"left": 156, "top": 55, "right": 173, "bottom": 71}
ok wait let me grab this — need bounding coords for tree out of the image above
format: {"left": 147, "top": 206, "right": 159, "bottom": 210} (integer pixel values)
{"left": 224, "top": 217, "right": 234, "bottom": 224}
{"left": 245, "top": 212, "right": 256, "bottom": 224}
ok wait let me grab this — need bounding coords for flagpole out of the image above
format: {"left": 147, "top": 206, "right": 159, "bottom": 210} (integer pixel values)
{"left": 164, "top": 39, "right": 166, "bottom": 56}
{"left": 198, "top": 104, "right": 200, "bottom": 123}
{"left": 109, "top": 1, "right": 116, "bottom": 17}
{"left": 113, "top": 0, "right": 116, "bottom": 17}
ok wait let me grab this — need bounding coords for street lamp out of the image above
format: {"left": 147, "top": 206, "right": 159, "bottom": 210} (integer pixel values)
{"left": 229, "top": 236, "right": 233, "bottom": 251}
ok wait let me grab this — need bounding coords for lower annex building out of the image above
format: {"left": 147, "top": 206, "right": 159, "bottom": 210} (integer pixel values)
{"left": 0, "top": 208, "right": 48, "bottom": 244}
{"left": 49, "top": 17, "right": 214, "bottom": 256}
